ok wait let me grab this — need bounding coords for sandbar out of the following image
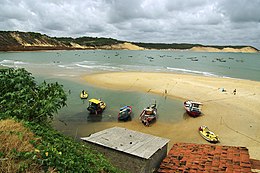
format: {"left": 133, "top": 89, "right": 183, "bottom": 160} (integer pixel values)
{"left": 82, "top": 72, "right": 260, "bottom": 159}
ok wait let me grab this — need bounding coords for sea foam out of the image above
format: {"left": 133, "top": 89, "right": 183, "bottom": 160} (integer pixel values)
{"left": 166, "top": 67, "right": 219, "bottom": 77}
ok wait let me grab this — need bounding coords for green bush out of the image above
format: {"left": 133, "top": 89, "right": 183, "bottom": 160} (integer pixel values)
{"left": 0, "top": 68, "right": 67, "bottom": 123}
{"left": 23, "top": 121, "right": 121, "bottom": 173}
{"left": 0, "top": 68, "right": 122, "bottom": 172}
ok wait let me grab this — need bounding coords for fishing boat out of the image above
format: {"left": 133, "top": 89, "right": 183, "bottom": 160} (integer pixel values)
{"left": 140, "top": 103, "right": 157, "bottom": 126}
{"left": 184, "top": 100, "right": 202, "bottom": 117}
{"left": 118, "top": 106, "right": 132, "bottom": 121}
{"left": 87, "top": 98, "right": 106, "bottom": 114}
{"left": 199, "top": 125, "right": 219, "bottom": 143}
{"left": 80, "top": 90, "right": 88, "bottom": 99}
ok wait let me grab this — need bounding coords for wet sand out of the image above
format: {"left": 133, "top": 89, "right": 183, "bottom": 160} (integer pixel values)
{"left": 81, "top": 72, "right": 260, "bottom": 159}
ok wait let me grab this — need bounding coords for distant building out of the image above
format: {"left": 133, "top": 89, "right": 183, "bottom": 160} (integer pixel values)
{"left": 158, "top": 143, "right": 253, "bottom": 172}
{"left": 81, "top": 127, "right": 169, "bottom": 173}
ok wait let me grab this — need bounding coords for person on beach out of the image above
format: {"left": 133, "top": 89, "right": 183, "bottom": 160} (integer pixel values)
{"left": 233, "top": 89, "right": 236, "bottom": 95}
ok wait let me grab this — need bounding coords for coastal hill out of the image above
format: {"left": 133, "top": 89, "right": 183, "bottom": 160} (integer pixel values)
{"left": 0, "top": 31, "right": 258, "bottom": 53}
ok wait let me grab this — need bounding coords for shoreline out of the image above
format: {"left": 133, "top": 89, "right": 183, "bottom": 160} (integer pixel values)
{"left": 1, "top": 46, "right": 259, "bottom": 53}
{"left": 81, "top": 72, "right": 260, "bottom": 159}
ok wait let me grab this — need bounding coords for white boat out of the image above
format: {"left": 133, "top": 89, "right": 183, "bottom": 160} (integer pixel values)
{"left": 184, "top": 100, "right": 202, "bottom": 117}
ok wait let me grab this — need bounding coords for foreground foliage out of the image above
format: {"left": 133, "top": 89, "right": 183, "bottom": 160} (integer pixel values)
{"left": 0, "top": 68, "right": 67, "bottom": 123}
{"left": 0, "top": 119, "right": 42, "bottom": 173}
{"left": 0, "top": 68, "right": 121, "bottom": 172}
{"left": 0, "top": 119, "right": 120, "bottom": 173}
{"left": 25, "top": 121, "right": 120, "bottom": 173}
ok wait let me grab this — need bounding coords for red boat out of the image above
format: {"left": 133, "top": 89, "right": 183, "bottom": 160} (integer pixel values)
{"left": 184, "top": 100, "right": 202, "bottom": 117}
{"left": 140, "top": 103, "right": 157, "bottom": 126}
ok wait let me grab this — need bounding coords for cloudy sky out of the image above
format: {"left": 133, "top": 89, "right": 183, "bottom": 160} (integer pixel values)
{"left": 1, "top": 0, "right": 260, "bottom": 49}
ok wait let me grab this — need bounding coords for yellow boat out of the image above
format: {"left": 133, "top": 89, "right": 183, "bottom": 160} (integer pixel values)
{"left": 80, "top": 90, "right": 88, "bottom": 99}
{"left": 199, "top": 125, "right": 219, "bottom": 143}
{"left": 87, "top": 98, "right": 106, "bottom": 114}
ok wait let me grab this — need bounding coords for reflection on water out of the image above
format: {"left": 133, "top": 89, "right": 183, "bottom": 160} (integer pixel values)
{"left": 87, "top": 114, "right": 103, "bottom": 122}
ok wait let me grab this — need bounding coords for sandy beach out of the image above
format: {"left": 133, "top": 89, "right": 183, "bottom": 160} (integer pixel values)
{"left": 82, "top": 72, "right": 260, "bottom": 159}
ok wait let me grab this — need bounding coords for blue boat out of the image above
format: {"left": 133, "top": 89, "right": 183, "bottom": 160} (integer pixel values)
{"left": 118, "top": 106, "right": 132, "bottom": 121}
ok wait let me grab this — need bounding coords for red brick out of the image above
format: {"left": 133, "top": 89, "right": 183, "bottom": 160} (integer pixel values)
{"left": 159, "top": 143, "right": 252, "bottom": 172}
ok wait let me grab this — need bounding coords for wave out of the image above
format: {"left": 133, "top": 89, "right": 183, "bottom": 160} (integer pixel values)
{"left": 58, "top": 64, "right": 80, "bottom": 69}
{"left": 73, "top": 63, "right": 123, "bottom": 71}
{"left": 166, "top": 67, "right": 220, "bottom": 77}
{"left": 0, "top": 59, "right": 28, "bottom": 67}
{"left": 75, "top": 60, "right": 97, "bottom": 65}
{"left": 0, "top": 59, "right": 28, "bottom": 64}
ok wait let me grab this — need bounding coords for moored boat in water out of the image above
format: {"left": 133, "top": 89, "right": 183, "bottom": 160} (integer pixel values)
{"left": 199, "top": 125, "right": 219, "bottom": 143}
{"left": 140, "top": 102, "right": 157, "bottom": 126}
{"left": 80, "top": 90, "right": 88, "bottom": 99}
{"left": 118, "top": 106, "right": 132, "bottom": 121}
{"left": 184, "top": 100, "right": 202, "bottom": 117}
{"left": 87, "top": 98, "right": 106, "bottom": 114}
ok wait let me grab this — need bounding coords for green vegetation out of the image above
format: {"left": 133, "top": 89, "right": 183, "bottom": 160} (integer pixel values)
{"left": 56, "top": 36, "right": 124, "bottom": 47}
{"left": 0, "top": 68, "right": 67, "bottom": 123}
{"left": 132, "top": 42, "right": 258, "bottom": 50}
{"left": 0, "top": 68, "right": 122, "bottom": 173}
{"left": 133, "top": 42, "right": 203, "bottom": 50}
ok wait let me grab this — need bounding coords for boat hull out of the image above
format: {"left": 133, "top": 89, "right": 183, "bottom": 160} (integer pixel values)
{"left": 80, "top": 91, "right": 88, "bottom": 99}
{"left": 198, "top": 126, "right": 219, "bottom": 143}
{"left": 185, "top": 109, "right": 201, "bottom": 117}
{"left": 184, "top": 100, "right": 202, "bottom": 117}
{"left": 118, "top": 106, "right": 132, "bottom": 121}
{"left": 87, "top": 99, "right": 106, "bottom": 114}
{"left": 140, "top": 107, "right": 157, "bottom": 126}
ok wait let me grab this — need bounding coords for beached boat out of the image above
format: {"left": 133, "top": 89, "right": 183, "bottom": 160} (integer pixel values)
{"left": 140, "top": 103, "right": 157, "bottom": 126}
{"left": 184, "top": 100, "right": 202, "bottom": 117}
{"left": 80, "top": 90, "right": 88, "bottom": 99}
{"left": 118, "top": 106, "right": 132, "bottom": 121}
{"left": 199, "top": 125, "right": 219, "bottom": 143}
{"left": 87, "top": 98, "right": 106, "bottom": 114}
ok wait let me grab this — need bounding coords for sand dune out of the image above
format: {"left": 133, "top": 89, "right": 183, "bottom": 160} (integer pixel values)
{"left": 191, "top": 46, "right": 258, "bottom": 53}
{"left": 82, "top": 72, "right": 260, "bottom": 159}
{"left": 100, "top": 42, "right": 145, "bottom": 50}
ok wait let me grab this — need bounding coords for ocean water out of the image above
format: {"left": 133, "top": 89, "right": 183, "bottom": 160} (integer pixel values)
{"left": 1, "top": 50, "right": 260, "bottom": 81}
{"left": 1, "top": 50, "right": 260, "bottom": 137}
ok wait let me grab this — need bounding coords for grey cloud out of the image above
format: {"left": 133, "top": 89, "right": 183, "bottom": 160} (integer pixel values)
{"left": 219, "top": 0, "right": 260, "bottom": 23}
{"left": 0, "top": 0, "right": 259, "bottom": 49}
{"left": 0, "top": 0, "right": 31, "bottom": 21}
{"left": 165, "top": 0, "right": 208, "bottom": 11}
{"left": 106, "top": 0, "right": 168, "bottom": 23}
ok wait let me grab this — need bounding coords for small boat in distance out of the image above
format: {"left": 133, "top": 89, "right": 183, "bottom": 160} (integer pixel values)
{"left": 140, "top": 102, "right": 157, "bottom": 126}
{"left": 80, "top": 90, "right": 88, "bottom": 99}
{"left": 184, "top": 100, "right": 202, "bottom": 117}
{"left": 199, "top": 125, "right": 219, "bottom": 143}
{"left": 118, "top": 106, "right": 132, "bottom": 121}
{"left": 87, "top": 98, "right": 106, "bottom": 114}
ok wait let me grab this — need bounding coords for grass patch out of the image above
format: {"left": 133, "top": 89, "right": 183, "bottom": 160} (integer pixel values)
{"left": 0, "top": 119, "right": 123, "bottom": 173}
{"left": 0, "top": 119, "right": 42, "bottom": 173}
